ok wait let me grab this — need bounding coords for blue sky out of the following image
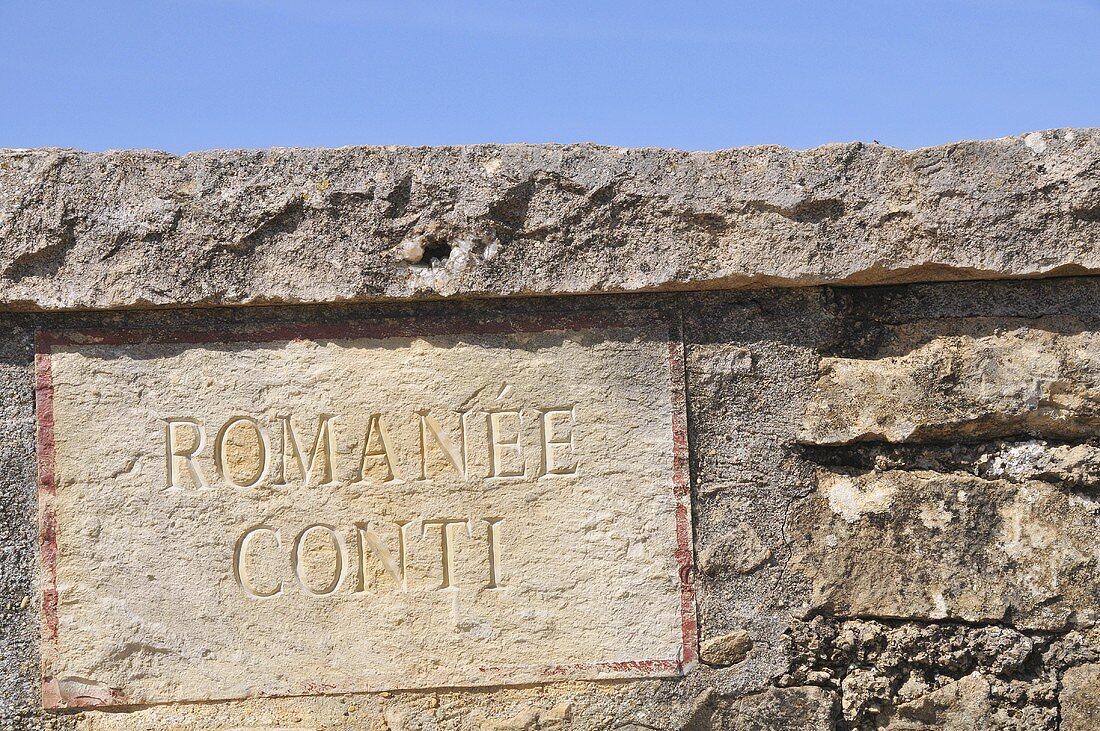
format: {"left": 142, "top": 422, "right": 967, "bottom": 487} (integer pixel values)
{"left": 1, "top": 0, "right": 1097, "bottom": 152}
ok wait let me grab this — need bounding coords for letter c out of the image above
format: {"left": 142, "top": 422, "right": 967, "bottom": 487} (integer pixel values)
{"left": 233, "top": 525, "right": 283, "bottom": 598}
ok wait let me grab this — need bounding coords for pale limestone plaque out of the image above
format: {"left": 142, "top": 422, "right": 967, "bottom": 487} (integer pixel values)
{"left": 36, "top": 314, "right": 695, "bottom": 708}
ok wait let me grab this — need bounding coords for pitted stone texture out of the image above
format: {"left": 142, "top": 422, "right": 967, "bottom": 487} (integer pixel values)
{"left": 0, "top": 327, "right": 36, "bottom": 722}
{"left": 786, "top": 617, "right": 1060, "bottom": 729}
{"left": 877, "top": 673, "right": 991, "bottom": 730}
{"left": 802, "top": 320, "right": 1100, "bottom": 444}
{"left": 788, "top": 469, "right": 1100, "bottom": 631}
{"left": 38, "top": 317, "right": 692, "bottom": 706}
{"left": 1, "top": 129, "right": 1098, "bottom": 311}
{"left": 719, "top": 686, "right": 837, "bottom": 730}
{"left": 1060, "top": 664, "right": 1100, "bottom": 731}
{"left": 806, "top": 439, "right": 1100, "bottom": 490}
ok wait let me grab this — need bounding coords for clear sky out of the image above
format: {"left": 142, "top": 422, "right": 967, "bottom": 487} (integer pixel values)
{"left": 1, "top": 0, "right": 1097, "bottom": 153}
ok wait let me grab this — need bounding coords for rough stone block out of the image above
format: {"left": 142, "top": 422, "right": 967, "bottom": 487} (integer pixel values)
{"left": 802, "top": 322, "right": 1100, "bottom": 444}
{"left": 877, "top": 673, "right": 991, "bottom": 730}
{"left": 0, "top": 129, "right": 1098, "bottom": 311}
{"left": 788, "top": 469, "right": 1100, "bottom": 630}
{"left": 721, "top": 686, "right": 837, "bottom": 730}
{"left": 1061, "top": 664, "right": 1100, "bottom": 731}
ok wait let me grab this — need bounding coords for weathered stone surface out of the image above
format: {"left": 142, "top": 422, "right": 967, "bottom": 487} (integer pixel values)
{"left": 877, "top": 673, "right": 991, "bottom": 730}
{"left": 0, "top": 326, "right": 37, "bottom": 725}
{"left": 720, "top": 686, "right": 837, "bottom": 730}
{"left": 802, "top": 320, "right": 1100, "bottom": 444}
{"left": 697, "top": 522, "right": 771, "bottom": 576}
{"left": 975, "top": 441, "right": 1100, "bottom": 487}
{"left": 1, "top": 129, "right": 1098, "bottom": 311}
{"left": 788, "top": 469, "right": 1100, "bottom": 630}
{"left": 806, "top": 438, "right": 1100, "bottom": 490}
{"left": 1061, "top": 664, "right": 1100, "bottom": 731}
{"left": 37, "top": 315, "right": 694, "bottom": 706}
{"left": 68, "top": 686, "right": 602, "bottom": 731}
{"left": 787, "top": 617, "right": 1059, "bottom": 729}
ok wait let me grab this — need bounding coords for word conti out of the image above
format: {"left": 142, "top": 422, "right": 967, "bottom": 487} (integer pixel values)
{"left": 233, "top": 518, "right": 505, "bottom": 597}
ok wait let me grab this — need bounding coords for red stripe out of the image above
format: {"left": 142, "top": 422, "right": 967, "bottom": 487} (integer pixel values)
{"left": 35, "top": 342, "right": 63, "bottom": 703}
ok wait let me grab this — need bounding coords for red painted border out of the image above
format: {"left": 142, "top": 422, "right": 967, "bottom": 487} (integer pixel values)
{"left": 668, "top": 326, "right": 699, "bottom": 670}
{"left": 35, "top": 351, "right": 63, "bottom": 708}
{"left": 35, "top": 309, "right": 698, "bottom": 707}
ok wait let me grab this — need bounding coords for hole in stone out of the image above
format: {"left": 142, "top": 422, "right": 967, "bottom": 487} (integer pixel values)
{"left": 421, "top": 240, "right": 452, "bottom": 263}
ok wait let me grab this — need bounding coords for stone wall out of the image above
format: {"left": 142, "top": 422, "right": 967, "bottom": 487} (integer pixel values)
{"left": 1, "top": 130, "right": 1099, "bottom": 730}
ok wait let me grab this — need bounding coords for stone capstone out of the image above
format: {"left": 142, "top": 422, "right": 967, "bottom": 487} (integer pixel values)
{"left": 0, "top": 128, "right": 1097, "bottom": 311}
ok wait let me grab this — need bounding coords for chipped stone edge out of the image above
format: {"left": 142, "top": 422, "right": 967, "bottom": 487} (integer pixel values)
{"left": 1, "top": 128, "right": 1098, "bottom": 312}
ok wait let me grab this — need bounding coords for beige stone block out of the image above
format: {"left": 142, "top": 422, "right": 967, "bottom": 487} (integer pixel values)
{"left": 1061, "top": 664, "right": 1100, "bottom": 731}
{"left": 788, "top": 469, "right": 1100, "bottom": 630}
{"left": 699, "top": 629, "right": 753, "bottom": 667}
{"left": 879, "top": 673, "right": 991, "bottom": 730}
{"left": 36, "top": 315, "right": 695, "bottom": 707}
{"left": 801, "top": 324, "right": 1100, "bottom": 444}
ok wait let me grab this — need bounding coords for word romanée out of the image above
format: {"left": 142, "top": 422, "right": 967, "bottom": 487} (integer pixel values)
{"left": 163, "top": 407, "right": 578, "bottom": 489}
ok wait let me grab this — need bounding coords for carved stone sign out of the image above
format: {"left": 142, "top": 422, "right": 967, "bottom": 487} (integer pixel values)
{"left": 35, "top": 314, "right": 695, "bottom": 708}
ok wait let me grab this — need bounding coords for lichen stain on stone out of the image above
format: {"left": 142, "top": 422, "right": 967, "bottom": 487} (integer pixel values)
{"left": 822, "top": 472, "right": 897, "bottom": 523}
